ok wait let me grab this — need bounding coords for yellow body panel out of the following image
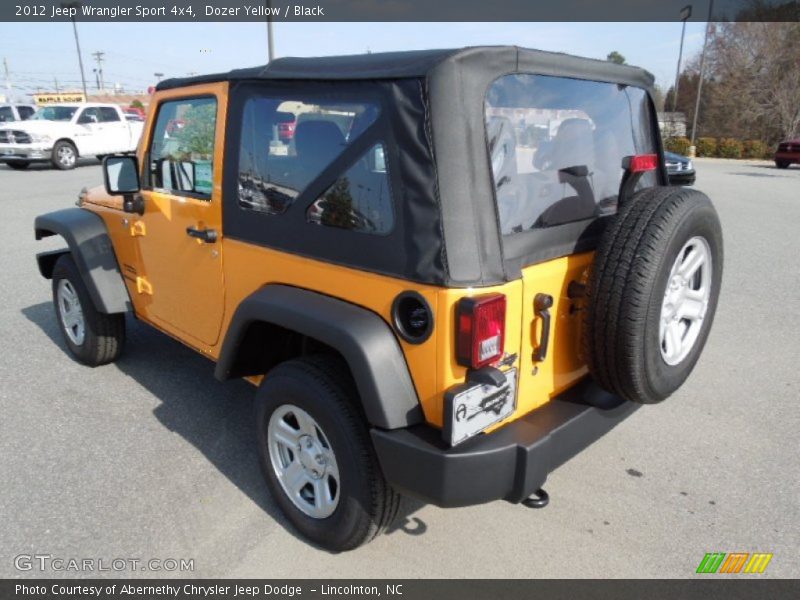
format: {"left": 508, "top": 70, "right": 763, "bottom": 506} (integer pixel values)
{"left": 83, "top": 83, "right": 593, "bottom": 433}
{"left": 517, "top": 252, "right": 594, "bottom": 412}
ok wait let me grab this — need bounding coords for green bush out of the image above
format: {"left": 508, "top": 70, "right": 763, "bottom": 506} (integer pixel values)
{"left": 718, "top": 138, "right": 743, "bottom": 159}
{"left": 695, "top": 137, "right": 718, "bottom": 157}
{"left": 743, "top": 140, "right": 770, "bottom": 159}
{"left": 664, "top": 136, "right": 691, "bottom": 155}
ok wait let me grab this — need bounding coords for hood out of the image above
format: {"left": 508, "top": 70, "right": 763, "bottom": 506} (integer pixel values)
{"left": 0, "top": 120, "right": 73, "bottom": 133}
{"left": 664, "top": 151, "right": 690, "bottom": 164}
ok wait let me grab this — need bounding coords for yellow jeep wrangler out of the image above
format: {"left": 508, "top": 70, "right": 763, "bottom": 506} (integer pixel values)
{"left": 34, "top": 47, "right": 723, "bottom": 551}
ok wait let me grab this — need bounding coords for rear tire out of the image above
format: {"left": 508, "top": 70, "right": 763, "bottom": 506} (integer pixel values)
{"left": 5, "top": 160, "right": 30, "bottom": 170}
{"left": 52, "top": 140, "right": 78, "bottom": 170}
{"left": 255, "top": 356, "right": 400, "bottom": 551}
{"left": 584, "top": 187, "right": 723, "bottom": 404}
{"left": 51, "top": 254, "right": 125, "bottom": 366}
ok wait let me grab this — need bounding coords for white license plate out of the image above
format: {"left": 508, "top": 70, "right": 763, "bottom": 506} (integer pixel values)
{"left": 446, "top": 368, "right": 517, "bottom": 446}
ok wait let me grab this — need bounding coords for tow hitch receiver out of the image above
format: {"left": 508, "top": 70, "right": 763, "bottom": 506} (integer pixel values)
{"left": 522, "top": 488, "right": 550, "bottom": 509}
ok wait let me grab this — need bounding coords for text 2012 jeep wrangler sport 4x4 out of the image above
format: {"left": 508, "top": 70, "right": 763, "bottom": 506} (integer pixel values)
{"left": 34, "top": 47, "right": 723, "bottom": 551}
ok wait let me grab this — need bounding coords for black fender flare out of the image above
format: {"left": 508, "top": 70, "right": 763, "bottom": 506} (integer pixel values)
{"left": 215, "top": 284, "right": 424, "bottom": 430}
{"left": 34, "top": 208, "right": 131, "bottom": 314}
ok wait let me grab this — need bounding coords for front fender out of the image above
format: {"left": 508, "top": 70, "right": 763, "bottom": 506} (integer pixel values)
{"left": 216, "top": 285, "right": 423, "bottom": 430}
{"left": 35, "top": 208, "right": 131, "bottom": 314}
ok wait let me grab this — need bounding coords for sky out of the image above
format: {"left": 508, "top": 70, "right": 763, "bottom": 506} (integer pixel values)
{"left": 0, "top": 22, "right": 707, "bottom": 100}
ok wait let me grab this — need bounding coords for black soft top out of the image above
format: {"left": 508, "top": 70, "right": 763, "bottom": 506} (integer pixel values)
{"left": 156, "top": 46, "right": 654, "bottom": 91}
{"left": 162, "top": 46, "right": 661, "bottom": 288}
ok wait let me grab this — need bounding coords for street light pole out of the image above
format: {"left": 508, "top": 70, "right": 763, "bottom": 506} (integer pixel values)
{"left": 62, "top": 1, "right": 88, "bottom": 99}
{"left": 690, "top": 0, "right": 715, "bottom": 148}
{"left": 672, "top": 5, "right": 692, "bottom": 112}
{"left": 266, "top": 0, "right": 275, "bottom": 62}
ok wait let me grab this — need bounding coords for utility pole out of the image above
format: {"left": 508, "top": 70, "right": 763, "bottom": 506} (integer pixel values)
{"left": 265, "top": 0, "right": 275, "bottom": 62}
{"left": 672, "top": 5, "right": 692, "bottom": 112}
{"left": 61, "top": 1, "right": 88, "bottom": 99}
{"left": 54, "top": 77, "right": 60, "bottom": 94}
{"left": 154, "top": 72, "right": 164, "bottom": 82}
{"left": 91, "top": 51, "right": 105, "bottom": 91}
{"left": 690, "top": 0, "right": 715, "bottom": 150}
{"left": 3, "top": 58, "right": 12, "bottom": 101}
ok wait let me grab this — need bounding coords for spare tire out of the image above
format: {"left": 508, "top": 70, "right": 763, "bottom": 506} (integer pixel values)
{"left": 584, "top": 186, "right": 723, "bottom": 404}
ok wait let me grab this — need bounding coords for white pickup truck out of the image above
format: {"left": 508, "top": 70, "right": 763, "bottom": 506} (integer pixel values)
{"left": 0, "top": 103, "right": 144, "bottom": 170}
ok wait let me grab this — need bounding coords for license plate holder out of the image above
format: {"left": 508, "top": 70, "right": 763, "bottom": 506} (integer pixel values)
{"left": 444, "top": 368, "right": 517, "bottom": 446}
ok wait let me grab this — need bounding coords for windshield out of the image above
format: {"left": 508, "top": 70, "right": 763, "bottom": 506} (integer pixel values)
{"left": 0, "top": 106, "right": 14, "bottom": 122}
{"left": 32, "top": 106, "right": 78, "bottom": 121}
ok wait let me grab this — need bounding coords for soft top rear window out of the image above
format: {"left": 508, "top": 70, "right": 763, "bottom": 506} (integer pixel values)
{"left": 485, "top": 74, "right": 657, "bottom": 236}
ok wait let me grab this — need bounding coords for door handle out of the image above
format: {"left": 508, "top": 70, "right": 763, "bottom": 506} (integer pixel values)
{"left": 186, "top": 226, "right": 217, "bottom": 243}
{"left": 533, "top": 294, "right": 553, "bottom": 363}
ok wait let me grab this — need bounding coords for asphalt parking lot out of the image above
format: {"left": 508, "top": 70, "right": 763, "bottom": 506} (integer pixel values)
{"left": 0, "top": 158, "right": 798, "bottom": 579}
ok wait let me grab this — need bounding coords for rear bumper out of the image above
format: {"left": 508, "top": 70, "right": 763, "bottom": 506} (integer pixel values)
{"left": 371, "top": 378, "right": 638, "bottom": 507}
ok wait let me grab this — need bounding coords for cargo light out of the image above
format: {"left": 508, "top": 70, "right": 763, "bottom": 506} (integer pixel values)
{"left": 456, "top": 294, "right": 506, "bottom": 369}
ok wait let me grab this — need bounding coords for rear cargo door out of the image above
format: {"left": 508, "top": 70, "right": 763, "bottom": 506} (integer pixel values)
{"left": 517, "top": 253, "right": 592, "bottom": 414}
{"left": 483, "top": 74, "right": 660, "bottom": 411}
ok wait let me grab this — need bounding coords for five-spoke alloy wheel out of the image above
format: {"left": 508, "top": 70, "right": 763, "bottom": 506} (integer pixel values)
{"left": 268, "top": 404, "right": 340, "bottom": 519}
{"left": 255, "top": 356, "right": 400, "bottom": 551}
{"left": 56, "top": 279, "right": 86, "bottom": 346}
{"left": 51, "top": 254, "right": 125, "bottom": 366}
{"left": 659, "top": 236, "right": 713, "bottom": 366}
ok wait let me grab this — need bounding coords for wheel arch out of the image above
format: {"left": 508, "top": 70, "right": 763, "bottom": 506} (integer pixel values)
{"left": 53, "top": 137, "right": 79, "bottom": 156}
{"left": 35, "top": 208, "right": 131, "bottom": 314}
{"left": 215, "top": 284, "right": 424, "bottom": 430}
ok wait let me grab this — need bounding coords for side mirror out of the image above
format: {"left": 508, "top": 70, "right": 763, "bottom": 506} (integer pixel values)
{"left": 103, "top": 155, "right": 143, "bottom": 214}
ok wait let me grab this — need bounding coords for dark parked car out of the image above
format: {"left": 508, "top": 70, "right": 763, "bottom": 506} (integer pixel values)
{"left": 665, "top": 151, "right": 695, "bottom": 185}
{"left": 775, "top": 139, "right": 800, "bottom": 169}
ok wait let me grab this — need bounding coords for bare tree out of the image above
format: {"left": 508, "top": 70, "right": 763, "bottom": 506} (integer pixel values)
{"left": 702, "top": 22, "right": 800, "bottom": 142}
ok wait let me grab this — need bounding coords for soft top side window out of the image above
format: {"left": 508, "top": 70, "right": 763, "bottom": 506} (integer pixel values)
{"left": 307, "top": 143, "right": 394, "bottom": 235}
{"left": 237, "top": 96, "right": 379, "bottom": 215}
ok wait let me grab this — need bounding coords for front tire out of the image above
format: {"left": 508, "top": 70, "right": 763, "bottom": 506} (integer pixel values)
{"left": 52, "top": 254, "right": 125, "bottom": 366}
{"left": 52, "top": 140, "right": 78, "bottom": 170}
{"left": 255, "top": 356, "right": 400, "bottom": 551}
{"left": 775, "top": 160, "right": 790, "bottom": 169}
{"left": 584, "top": 187, "right": 723, "bottom": 404}
{"left": 5, "top": 160, "right": 30, "bottom": 170}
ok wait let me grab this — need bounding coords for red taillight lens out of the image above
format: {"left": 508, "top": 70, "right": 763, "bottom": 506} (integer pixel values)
{"left": 626, "top": 154, "right": 659, "bottom": 173}
{"left": 456, "top": 294, "right": 506, "bottom": 369}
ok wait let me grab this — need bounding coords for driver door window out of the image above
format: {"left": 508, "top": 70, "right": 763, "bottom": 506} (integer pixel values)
{"left": 148, "top": 97, "right": 217, "bottom": 198}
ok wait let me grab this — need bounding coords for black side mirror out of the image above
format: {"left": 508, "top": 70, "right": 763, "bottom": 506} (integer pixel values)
{"left": 103, "top": 155, "right": 143, "bottom": 214}
{"left": 103, "top": 155, "right": 140, "bottom": 195}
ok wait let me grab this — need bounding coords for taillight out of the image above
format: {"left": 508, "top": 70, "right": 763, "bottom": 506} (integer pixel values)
{"left": 456, "top": 294, "right": 506, "bottom": 369}
{"left": 626, "top": 154, "right": 658, "bottom": 173}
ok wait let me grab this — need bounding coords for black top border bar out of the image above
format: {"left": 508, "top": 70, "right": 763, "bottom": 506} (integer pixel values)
{"left": 3, "top": 579, "right": 800, "bottom": 600}
{"left": 3, "top": 0, "right": 800, "bottom": 22}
